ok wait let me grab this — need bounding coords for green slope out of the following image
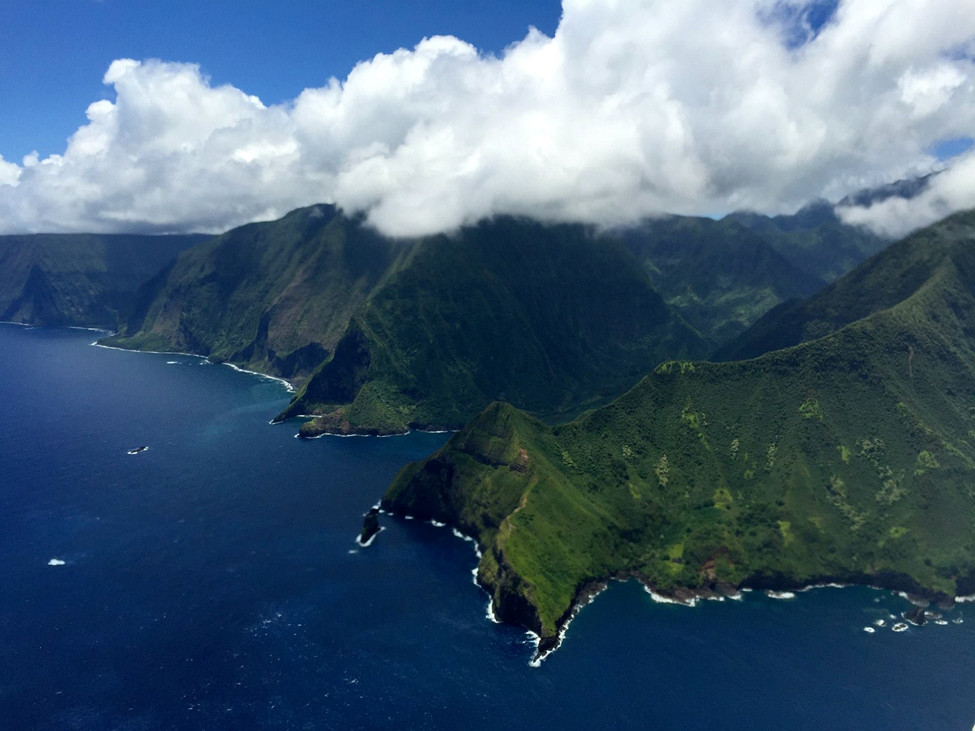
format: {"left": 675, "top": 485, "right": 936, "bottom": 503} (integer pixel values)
{"left": 716, "top": 210, "right": 973, "bottom": 362}
{"left": 281, "top": 217, "right": 709, "bottom": 433}
{"left": 727, "top": 202, "right": 887, "bottom": 283}
{"left": 104, "top": 205, "right": 419, "bottom": 379}
{"left": 0, "top": 233, "right": 207, "bottom": 329}
{"left": 384, "top": 209, "right": 975, "bottom": 652}
{"left": 617, "top": 216, "right": 824, "bottom": 343}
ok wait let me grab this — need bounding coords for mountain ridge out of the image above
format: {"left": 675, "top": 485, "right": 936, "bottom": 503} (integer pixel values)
{"left": 382, "top": 209, "right": 975, "bottom": 656}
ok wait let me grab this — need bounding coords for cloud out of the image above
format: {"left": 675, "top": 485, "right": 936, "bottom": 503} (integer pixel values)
{"left": 837, "top": 149, "right": 975, "bottom": 236}
{"left": 0, "top": 0, "right": 973, "bottom": 237}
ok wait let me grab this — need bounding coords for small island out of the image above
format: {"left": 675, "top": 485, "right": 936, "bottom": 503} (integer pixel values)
{"left": 357, "top": 507, "right": 382, "bottom": 547}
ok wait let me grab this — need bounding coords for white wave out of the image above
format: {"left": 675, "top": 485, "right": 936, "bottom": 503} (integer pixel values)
{"left": 528, "top": 584, "right": 608, "bottom": 668}
{"left": 799, "top": 582, "right": 848, "bottom": 592}
{"left": 47, "top": 558, "right": 66, "bottom": 566}
{"left": 642, "top": 586, "right": 698, "bottom": 607}
{"left": 863, "top": 626, "right": 875, "bottom": 633}
{"left": 766, "top": 590, "right": 796, "bottom": 600}
{"left": 956, "top": 595, "right": 975, "bottom": 603}
{"left": 166, "top": 360, "right": 178, "bottom": 364}
{"left": 892, "top": 623, "right": 909, "bottom": 632}
{"left": 220, "top": 362, "right": 295, "bottom": 393}
{"left": 430, "top": 520, "right": 446, "bottom": 527}
{"left": 355, "top": 526, "right": 384, "bottom": 548}
{"left": 91, "top": 342, "right": 206, "bottom": 359}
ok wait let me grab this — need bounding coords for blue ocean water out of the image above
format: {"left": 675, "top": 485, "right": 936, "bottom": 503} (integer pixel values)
{"left": 2, "top": 323, "right": 975, "bottom": 731}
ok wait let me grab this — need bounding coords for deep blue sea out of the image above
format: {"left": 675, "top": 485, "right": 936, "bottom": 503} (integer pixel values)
{"left": 2, "top": 323, "right": 975, "bottom": 730}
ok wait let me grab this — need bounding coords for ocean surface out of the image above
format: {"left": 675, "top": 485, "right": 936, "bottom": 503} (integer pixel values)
{"left": 2, "top": 323, "right": 975, "bottom": 731}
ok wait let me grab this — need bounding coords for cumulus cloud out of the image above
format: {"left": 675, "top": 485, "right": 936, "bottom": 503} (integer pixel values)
{"left": 0, "top": 0, "right": 973, "bottom": 237}
{"left": 838, "top": 149, "right": 975, "bottom": 236}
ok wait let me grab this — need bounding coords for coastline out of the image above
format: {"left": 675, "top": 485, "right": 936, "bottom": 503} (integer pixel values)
{"left": 92, "top": 339, "right": 296, "bottom": 393}
{"left": 377, "top": 497, "right": 974, "bottom": 665}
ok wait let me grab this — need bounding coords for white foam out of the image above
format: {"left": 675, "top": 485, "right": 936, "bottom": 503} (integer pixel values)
{"left": 221, "top": 363, "right": 295, "bottom": 393}
{"left": 863, "top": 626, "right": 875, "bottom": 633}
{"left": 799, "top": 582, "right": 848, "bottom": 592}
{"left": 766, "top": 590, "right": 796, "bottom": 600}
{"left": 874, "top": 619, "right": 886, "bottom": 627}
{"left": 355, "top": 526, "right": 384, "bottom": 548}
{"left": 47, "top": 558, "right": 66, "bottom": 566}
{"left": 643, "top": 586, "right": 698, "bottom": 607}
{"left": 528, "top": 584, "right": 609, "bottom": 667}
{"left": 430, "top": 520, "right": 446, "bottom": 528}
{"left": 892, "top": 622, "right": 909, "bottom": 632}
{"left": 935, "top": 619, "right": 949, "bottom": 625}
{"left": 166, "top": 361, "right": 178, "bottom": 364}
{"left": 404, "top": 515, "right": 414, "bottom": 520}
{"left": 956, "top": 595, "right": 975, "bottom": 603}
{"left": 92, "top": 342, "right": 205, "bottom": 358}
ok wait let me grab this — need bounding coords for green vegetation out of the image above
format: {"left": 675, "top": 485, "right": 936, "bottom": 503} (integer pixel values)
{"left": 105, "top": 206, "right": 417, "bottom": 380}
{"left": 726, "top": 201, "right": 887, "bottom": 283}
{"left": 281, "top": 216, "right": 709, "bottom": 432}
{"left": 385, "top": 209, "right": 975, "bottom": 649}
{"left": 618, "top": 216, "right": 825, "bottom": 343}
{"left": 0, "top": 233, "right": 206, "bottom": 328}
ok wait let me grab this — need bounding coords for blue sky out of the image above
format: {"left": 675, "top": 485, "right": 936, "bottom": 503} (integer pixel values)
{"left": 0, "top": 0, "right": 562, "bottom": 161}
{"left": 0, "top": 0, "right": 971, "bottom": 238}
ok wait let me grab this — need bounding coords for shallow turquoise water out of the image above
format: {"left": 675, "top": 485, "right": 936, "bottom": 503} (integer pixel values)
{"left": 2, "top": 323, "right": 974, "bottom": 730}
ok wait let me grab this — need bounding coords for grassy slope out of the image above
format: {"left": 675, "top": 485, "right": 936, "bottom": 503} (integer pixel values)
{"left": 384, "top": 210, "right": 975, "bottom": 647}
{"left": 282, "top": 217, "right": 710, "bottom": 433}
{"left": 0, "top": 233, "right": 207, "bottom": 328}
{"left": 617, "top": 216, "right": 824, "bottom": 343}
{"left": 104, "top": 206, "right": 418, "bottom": 380}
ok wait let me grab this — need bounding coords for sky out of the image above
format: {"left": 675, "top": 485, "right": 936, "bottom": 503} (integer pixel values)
{"left": 0, "top": 0, "right": 563, "bottom": 163}
{"left": 0, "top": 0, "right": 973, "bottom": 238}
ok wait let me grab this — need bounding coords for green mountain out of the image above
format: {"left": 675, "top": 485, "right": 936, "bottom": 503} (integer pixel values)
{"left": 714, "top": 210, "right": 966, "bottom": 362}
{"left": 616, "top": 216, "right": 824, "bottom": 343}
{"left": 105, "top": 205, "right": 420, "bottom": 379}
{"left": 0, "top": 233, "right": 206, "bottom": 329}
{"left": 281, "top": 216, "right": 709, "bottom": 434}
{"left": 384, "top": 209, "right": 975, "bottom": 655}
{"left": 726, "top": 202, "right": 887, "bottom": 283}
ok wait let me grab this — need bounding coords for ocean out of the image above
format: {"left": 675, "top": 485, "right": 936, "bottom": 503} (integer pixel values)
{"left": 2, "top": 323, "right": 974, "bottom": 730}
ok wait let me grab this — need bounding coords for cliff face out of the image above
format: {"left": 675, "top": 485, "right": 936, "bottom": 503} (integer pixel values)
{"left": 283, "top": 217, "right": 709, "bottom": 433}
{"left": 384, "top": 210, "right": 975, "bottom": 649}
{"left": 104, "top": 206, "right": 417, "bottom": 381}
{"left": 0, "top": 233, "right": 206, "bottom": 329}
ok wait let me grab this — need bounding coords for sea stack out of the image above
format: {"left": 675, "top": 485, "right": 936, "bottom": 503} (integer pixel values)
{"left": 358, "top": 508, "right": 381, "bottom": 547}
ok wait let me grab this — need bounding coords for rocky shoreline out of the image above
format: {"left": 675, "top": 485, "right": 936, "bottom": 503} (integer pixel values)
{"left": 375, "top": 494, "right": 974, "bottom": 663}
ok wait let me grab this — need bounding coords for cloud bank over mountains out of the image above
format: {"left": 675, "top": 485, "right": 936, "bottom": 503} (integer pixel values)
{"left": 0, "top": 0, "right": 973, "bottom": 237}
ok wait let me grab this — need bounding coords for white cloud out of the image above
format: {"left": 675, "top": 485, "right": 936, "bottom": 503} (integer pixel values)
{"left": 0, "top": 0, "right": 973, "bottom": 236}
{"left": 838, "top": 149, "right": 975, "bottom": 237}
